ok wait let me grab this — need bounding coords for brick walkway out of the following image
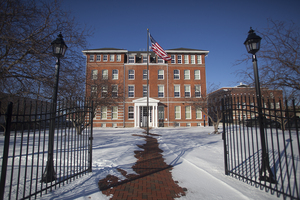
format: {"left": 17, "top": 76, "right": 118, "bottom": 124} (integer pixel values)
{"left": 98, "top": 132, "right": 187, "bottom": 200}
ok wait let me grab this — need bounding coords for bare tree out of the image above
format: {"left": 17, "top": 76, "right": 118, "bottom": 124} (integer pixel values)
{"left": 236, "top": 20, "right": 300, "bottom": 103}
{"left": 0, "top": 0, "right": 92, "bottom": 101}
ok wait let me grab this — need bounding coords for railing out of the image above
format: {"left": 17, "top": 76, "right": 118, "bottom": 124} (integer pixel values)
{"left": 222, "top": 95, "right": 299, "bottom": 200}
{"left": 0, "top": 98, "right": 93, "bottom": 200}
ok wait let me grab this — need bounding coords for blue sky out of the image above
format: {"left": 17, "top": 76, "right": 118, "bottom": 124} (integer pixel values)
{"left": 62, "top": 0, "right": 300, "bottom": 88}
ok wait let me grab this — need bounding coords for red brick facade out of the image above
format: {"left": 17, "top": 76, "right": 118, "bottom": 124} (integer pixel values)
{"left": 83, "top": 48, "right": 209, "bottom": 128}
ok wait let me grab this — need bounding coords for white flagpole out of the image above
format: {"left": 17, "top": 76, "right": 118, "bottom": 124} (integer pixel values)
{"left": 147, "top": 29, "right": 149, "bottom": 135}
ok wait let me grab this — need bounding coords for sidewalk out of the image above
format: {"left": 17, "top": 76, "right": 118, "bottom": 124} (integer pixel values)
{"left": 98, "top": 132, "right": 187, "bottom": 200}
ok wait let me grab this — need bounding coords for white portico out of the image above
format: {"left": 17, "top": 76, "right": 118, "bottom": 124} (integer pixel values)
{"left": 132, "top": 97, "right": 160, "bottom": 128}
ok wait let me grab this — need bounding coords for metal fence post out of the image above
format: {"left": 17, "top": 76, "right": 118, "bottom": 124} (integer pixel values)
{"left": 0, "top": 102, "right": 13, "bottom": 200}
{"left": 222, "top": 98, "right": 229, "bottom": 175}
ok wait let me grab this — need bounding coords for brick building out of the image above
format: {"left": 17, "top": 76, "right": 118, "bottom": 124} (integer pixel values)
{"left": 82, "top": 47, "right": 209, "bottom": 128}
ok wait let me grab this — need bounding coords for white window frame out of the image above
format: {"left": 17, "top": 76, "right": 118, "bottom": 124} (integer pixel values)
{"left": 96, "top": 54, "right": 101, "bottom": 62}
{"left": 103, "top": 54, "right": 108, "bottom": 62}
{"left": 158, "top": 70, "right": 164, "bottom": 80}
{"left": 195, "top": 85, "right": 201, "bottom": 98}
{"left": 112, "top": 69, "right": 118, "bottom": 80}
{"left": 158, "top": 85, "right": 164, "bottom": 98}
{"left": 197, "top": 55, "right": 202, "bottom": 64}
{"left": 91, "top": 85, "right": 97, "bottom": 96}
{"left": 112, "top": 106, "right": 118, "bottom": 119}
{"left": 128, "top": 85, "right": 134, "bottom": 98}
{"left": 143, "top": 69, "right": 148, "bottom": 80}
{"left": 142, "top": 55, "right": 148, "bottom": 63}
{"left": 91, "top": 70, "right": 98, "bottom": 80}
{"left": 128, "top": 106, "right": 134, "bottom": 119}
{"left": 191, "top": 55, "right": 195, "bottom": 64}
{"left": 128, "top": 55, "right": 135, "bottom": 63}
{"left": 171, "top": 55, "right": 175, "bottom": 64}
{"left": 110, "top": 54, "right": 115, "bottom": 62}
{"left": 184, "top": 85, "right": 191, "bottom": 97}
{"left": 196, "top": 108, "right": 202, "bottom": 119}
{"left": 101, "top": 85, "right": 107, "bottom": 98}
{"left": 128, "top": 69, "right": 135, "bottom": 80}
{"left": 101, "top": 106, "right": 107, "bottom": 119}
{"left": 89, "top": 54, "right": 94, "bottom": 62}
{"left": 112, "top": 85, "right": 118, "bottom": 98}
{"left": 177, "top": 55, "right": 182, "bottom": 64}
{"left": 174, "top": 69, "right": 180, "bottom": 80}
{"left": 175, "top": 106, "right": 181, "bottom": 119}
{"left": 184, "top": 55, "right": 189, "bottom": 64}
{"left": 157, "top": 57, "right": 164, "bottom": 63}
{"left": 194, "top": 70, "right": 200, "bottom": 80}
{"left": 184, "top": 70, "right": 190, "bottom": 80}
{"left": 117, "top": 54, "right": 121, "bottom": 62}
{"left": 102, "top": 69, "right": 108, "bottom": 80}
{"left": 185, "top": 106, "right": 191, "bottom": 119}
{"left": 174, "top": 85, "right": 180, "bottom": 97}
{"left": 143, "top": 85, "right": 148, "bottom": 97}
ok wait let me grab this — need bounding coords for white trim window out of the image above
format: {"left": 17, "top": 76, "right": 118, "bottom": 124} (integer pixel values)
{"left": 101, "top": 85, "right": 107, "bottom": 98}
{"left": 128, "top": 106, "right": 134, "bottom": 119}
{"left": 177, "top": 55, "right": 182, "bottom": 64}
{"left": 184, "top": 70, "right": 190, "bottom": 80}
{"left": 117, "top": 54, "right": 121, "bottom": 62}
{"left": 191, "top": 55, "right": 195, "bottom": 64}
{"left": 102, "top": 69, "right": 108, "bottom": 80}
{"left": 112, "top": 69, "right": 118, "bottom": 80}
{"left": 195, "top": 85, "right": 201, "bottom": 97}
{"left": 91, "top": 85, "right": 97, "bottom": 96}
{"left": 184, "top": 55, "right": 189, "bottom": 64}
{"left": 103, "top": 54, "right": 108, "bottom": 62}
{"left": 89, "top": 54, "right": 94, "bottom": 62}
{"left": 101, "top": 106, "right": 107, "bottom": 119}
{"left": 91, "top": 70, "right": 98, "bottom": 80}
{"left": 128, "top": 55, "right": 135, "bottom": 63}
{"left": 158, "top": 70, "right": 164, "bottom": 80}
{"left": 112, "top": 106, "right": 118, "bottom": 119}
{"left": 174, "top": 69, "right": 180, "bottom": 80}
{"left": 175, "top": 106, "right": 181, "bottom": 119}
{"left": 184, "top": 85, "right": 191, "bottom": 97}
{"left": 196, "top": 108, "right": 202, "bottom": 119}
{"left": 158, "top": 57, "right": 164, "bottom": 63}
{"left": 143, "top": 85, "right": 148, "bottom": 97}
{"left": 185, "top": 106, "right": 191, "bottom": 119}
{"left": 96, "top": 54, "right": 101, "bottom": 62}
{"left": 112, "top": 85, "right": 118, "bottom": 98}
{"left": 128, "top": 69, "right": 135, "bottom": 80}
{"left": 158, "top": 85, "right": 164, "bottom": 98}
{"left": 143, "top": 70, "right": 148, "bottom": 80}
{"left": 174, "top": 85, "right": 180, "bottom": 97}
{"left": 143, "top": 55, "right": 147, "bottom": 63}
{"left": 128, "top": 85, "right": 134, "bottom": 97}
{"left": 110, "top": 54, "right": 115, "bottom": 62}
{"left": 197, "top": 55, "right": 202, "bottom": 64}
{"left": 194, "top": 70, "right": 200, "bottom": 80}
{"left": 171, "top": 55, "right": 175, "bottom": 64}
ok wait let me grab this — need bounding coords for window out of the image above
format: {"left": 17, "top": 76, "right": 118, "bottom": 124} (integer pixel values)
{"left": 128, "top": 70, "right": 134, "bottom": 80}
{"left": 110, "top": 54, "right": 115, "bottom": 62}
{"left": 128, "top": 85, "right": 134, "bottom": 97}
{"left": 101, "top": 106, "right": 107, "bottom": 119}
{"left": 101, "top": 85, "right": 107, "bottom": 97}
{"left": 143, "top": 85, "right": 148, "bottom": 97}
{"left": 184, "top": 55, "right": 189, "bottom": 64}
{"left": 143, "top": 55, "right": 148, "bottom": 63}
{"left": 102, "top": 69, "right": 108, "bottom": 80}
{"left": 174, "top": 70, "right": 180, "bottom": 80}
{"left": 194, "top": 70, "right": 200, "bottom": 80}
{"left": 184, "top": 85, "right": 191, "bottom": 97}
{"left": 158, "top": 70, "right": 164, "bottom": 80}
{"left": 196, "top": 108, "right": 202, "bottom": 119}
{"left": 89, "top": 54, "right": 94, "bottom": 62}
{"left": 171, "top": 55, "right": 175, "bottom": 64}
{"left": 129, "top": 56, "right": 135, "bottom": 63}
{"left": 185, "top": 106, "right": 191, "bottom": 119}
{"left": 91, "top": 70, "right": 98, "bottom": 80}
{"left": 197, "top": 55, "right": 202, "bottom": 64}
{"left": 184, "top": 70, "right": 190, "bottom": 80}
{"left": 112, "top": 106, "right": 118, "bottom": 119}
{"left": 128, "top": 106, "right": 134, "bottom": 119}
{"left": 143, "top": 70, "right": 148, "bottom": 80}
{"left": 158, "top": 57, "right": 164, "bottom": 63}
{"left": 177, "top": 55, "right": 182, "bottom": 64}
{"left": 191, "top": 55, "right": 195, "bottom": 64}
{"left": 91, "top": 85, "right": 97, "bottom": 96}
{"left": 112, "top": 85, "right": 118, "bottom": 97}
{"left": 174, "top": 85, "right": 180, "bottom": 97}
{"left": 158, "top": 85, "right": 164, "bottom": 97}
{"left": 175, "top": 106, "right": 181, "bottom": 119}
{"left": 117, "top": 55, "right": 121, "bottom": 62}
{"left": 195, "top": 85, "right": 201, "bottom": 97}
{"left": 96, "top": 54, "right": 101, "bottom": 62}
{"left": 103, "top": 54, "right": 108, "bottom": 62}
{"left": 112, "top": 70, "right": 118, "bottom": 79}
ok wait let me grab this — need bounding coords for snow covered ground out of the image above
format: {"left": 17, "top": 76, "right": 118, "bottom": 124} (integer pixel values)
{"left": 39, "top": 127, "right": 280, "bottom": 200}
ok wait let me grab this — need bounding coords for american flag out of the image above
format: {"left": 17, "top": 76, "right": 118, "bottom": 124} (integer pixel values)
{"left": 149, "top": 34, "right": 171, "bottom": 61}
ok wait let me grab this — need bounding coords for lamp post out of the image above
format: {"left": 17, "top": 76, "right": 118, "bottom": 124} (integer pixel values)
{"left": 244, "top": 28, "right": 275, "bottom": 183}
{"left": 42, "top": 33, "right": 68, "bottom": 183}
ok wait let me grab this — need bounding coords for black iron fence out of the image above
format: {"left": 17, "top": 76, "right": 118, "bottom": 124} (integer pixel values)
{"left": 222, "top": 95, "right": 300, "bottom": 200}
{"left": 0, "top": 98, "right": 93, "bottom": 200}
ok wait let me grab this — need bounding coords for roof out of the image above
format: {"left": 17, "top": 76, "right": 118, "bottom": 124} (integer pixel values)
{"left": 165, "top": 48, "right": 209, "bottom": 55}
{"left": 82, "top": 48, "right": 128, "bottom": 55}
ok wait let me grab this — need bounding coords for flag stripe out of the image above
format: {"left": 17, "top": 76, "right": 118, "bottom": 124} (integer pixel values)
{"left": 150, "top": 34, "right": 171, "bottom": 61}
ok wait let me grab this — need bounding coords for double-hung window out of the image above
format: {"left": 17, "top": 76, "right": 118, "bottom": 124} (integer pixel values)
{"left": 112, "top": 85, "right": 118, "bottom": 98}
{"left": 195, "top": 85, "right": 201, "bottom": 97}
{"left": 117, "top": 54, "right": 121, "bottom": 62}
{"left": 91, "top": 70, "right": 98, "bottom": 80}
{"left": 191, "top": 55, "right": 195, "bottom": 64}
{"left": 177, "top": 55, "right": 182, "bottom": 64}
{"left": 96, "top": 54, "right": 101, "bottom": 62}
{"left": 143, "top": 55, "right": 148, "bottom": 63}
{"left": 112, "top": 106, "right": 118, "bottom": 119}
{"left": 128, "top": 106, "right": 134, "bottom": 119}
{"left": 196, "top": 108, "right": 202, "bottom": 119}
{"left": 171, "top": 55, "right": 175, "bottom": 63}
{"left": 89, "top": 54, "right": 94, "bottom": 62}
{"left": 184, "top": 55, "right": 189, "bottom": 64}
{"left": 184, "top": 85, "right": 191, "bottom": 97}
{"left": 174, "top": 70, "right": 180, "bottom": 80}
{"left": 112, "top": 70, "right": 118, "bottom": 80}
{"left": 110, "top": 55, "right": 115, "bottom": 62}
{"left": 101, "top": 106, "right": 107, "bottom": 119}
{"left": 158, "top": 57, "right": 164, "bottom": 63}
{"left": 174, "top": 85, "right": 180, "bottom": 97}
{"left": 175, "top": 106, "right": 181, "bottom": 119}
{"left": 185, "top": 106, "right": 191, "bottom": 119}
{"left": 129, "top": 56, "right": 135, "bottom": 63}
{"left": 103, "top": 55, "right": 108, "bottom": 62}
{"left": 143, "top": 85, "right": 148, "bottom": 97}
{"left": 158, "top": 85, "right": 164, "bottom": 97}
{"left": 128, "top": 70, "right": 134, "bottom": 80}
{"left": 184, "top": 70, "right": 190, "bottom": 80}
{"left": 91, "top": 85, "right": 97, "bottom": 96}
{"left": 102, "top": 85, "right": 107, "bottom": 97}
{"left": 158, "top": 70, "right": 164, "bottom": 80}
{"left": 102, "top": 69, "right": 108, "bottom": 80}
{"left": 143, "top": 70, "right": 148, "bottom": 80}
{"left": 197, "top": 55, "right": 202, "bottom": 64}
{"left": 194, "top": 70, "right": 200, "bottom": 80}
{"left": 128, "top": 85, "right": 134, "bottom": 97}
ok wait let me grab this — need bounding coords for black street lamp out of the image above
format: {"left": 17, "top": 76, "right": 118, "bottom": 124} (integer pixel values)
{"left": 244, "top": 28, "right": 276, "bottom": 183}
{"left": 42, "top": 33, "right": 68, "bottom": 183}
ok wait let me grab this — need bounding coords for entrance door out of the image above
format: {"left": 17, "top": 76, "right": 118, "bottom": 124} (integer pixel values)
{"left": 140, "top": 106, "right": 152, "bottom": 127}
{"left": 158, "top": 106, "right": 164, "bottom": 127}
